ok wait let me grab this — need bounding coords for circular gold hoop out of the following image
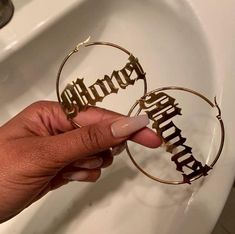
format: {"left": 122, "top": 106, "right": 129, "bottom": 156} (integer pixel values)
{"left": 126, "top": 86, "right": 225, "bottom": 185}
{"left": 56, "top": 38, "right": 147, "bottom": 127}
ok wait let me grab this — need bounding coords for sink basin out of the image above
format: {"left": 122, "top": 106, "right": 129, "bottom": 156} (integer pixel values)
{"left": 0, "top": 0, "right": 235, "bottom": 233}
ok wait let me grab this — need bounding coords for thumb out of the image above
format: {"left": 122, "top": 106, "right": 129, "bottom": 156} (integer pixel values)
{"left": 47, "top": 114, "right": 149, "bottom": 164}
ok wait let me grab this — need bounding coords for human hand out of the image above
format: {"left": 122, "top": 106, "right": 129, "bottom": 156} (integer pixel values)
{"left": 0, "top": 101, "right": 161, "bottom": 223}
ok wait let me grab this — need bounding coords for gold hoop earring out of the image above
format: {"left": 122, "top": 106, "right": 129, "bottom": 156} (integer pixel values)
{"left": 126, "top": 86, "right": 224, "bottom": 185}
{"left": 56, "top": 37, "right": 147, "bottom": 127}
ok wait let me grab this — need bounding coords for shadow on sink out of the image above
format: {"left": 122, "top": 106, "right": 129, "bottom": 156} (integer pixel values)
{"left": 18, "top": 164, "right": 138, "bottom": 234}
{"left": 15, "top": 152, "right": 201, "bottom": 234}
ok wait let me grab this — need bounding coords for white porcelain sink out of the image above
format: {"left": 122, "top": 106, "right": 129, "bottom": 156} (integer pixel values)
{"left": 0, "top": 1, "right": 235, "bottom": 233}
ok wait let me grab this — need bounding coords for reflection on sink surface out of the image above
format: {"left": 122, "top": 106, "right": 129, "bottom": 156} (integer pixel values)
{"left": 0, "top": 0, "right": 231, "bottom": 234}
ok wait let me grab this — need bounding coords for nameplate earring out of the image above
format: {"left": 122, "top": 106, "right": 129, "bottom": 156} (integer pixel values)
{"left": 56, "top": 37, "right": 147, "bottom": 127}
{"left": 126, "top": 87, "right": 224, "bottom": 184}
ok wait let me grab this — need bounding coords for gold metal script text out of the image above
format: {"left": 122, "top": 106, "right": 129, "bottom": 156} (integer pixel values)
{"left": 139, "top": 92, "right": 211, "bottom": 183}
{"left": 61, "top": 55, "right": 145, "bottom": 118}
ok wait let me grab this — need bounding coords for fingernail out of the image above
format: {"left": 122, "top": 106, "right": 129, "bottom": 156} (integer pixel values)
{"left": 111, "top": 115, "right": 149, "bottom": 138}
{"left": 74, "top": 158, "right": 103, "bottom": 169}
{"left": 63, "top": 171, "right": 89, "bottom": 181}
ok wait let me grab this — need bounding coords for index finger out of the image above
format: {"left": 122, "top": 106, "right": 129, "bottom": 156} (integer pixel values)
{"left": 45, "top": 102, "right": 162, "bottom": 148}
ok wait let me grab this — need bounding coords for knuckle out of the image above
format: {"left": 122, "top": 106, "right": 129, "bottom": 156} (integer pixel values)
{"left": 29, "top": 101, "right": 48, "bottom": 110}
{"left": 27, "top": 101, "right": 56, "bottom": 114}
{"left": 24, "top": 101, "right": 50, "bottom": 116}
{"left": 81, "top": 125, "right": 106, "bottom": 152}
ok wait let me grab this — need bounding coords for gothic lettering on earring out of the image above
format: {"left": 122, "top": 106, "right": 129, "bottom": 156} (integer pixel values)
{"left": 139, "top": 91, "right": 211, "bottom": 184}
{"left": 61, "top": 55, "right": 146, "bottom": 118}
